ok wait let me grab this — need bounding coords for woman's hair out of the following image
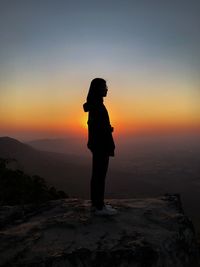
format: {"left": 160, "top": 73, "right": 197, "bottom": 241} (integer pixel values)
{"left": 87, "top": 78, "right": 106, "bottom": 103}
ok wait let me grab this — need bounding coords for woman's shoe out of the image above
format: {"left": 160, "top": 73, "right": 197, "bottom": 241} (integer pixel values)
{"left": 93, "top": 205, "right": 118, "bottom": 216}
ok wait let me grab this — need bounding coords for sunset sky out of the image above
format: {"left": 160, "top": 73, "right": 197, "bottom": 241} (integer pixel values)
{"left": 0, "top": 0, "right": 200, "bottom": 141}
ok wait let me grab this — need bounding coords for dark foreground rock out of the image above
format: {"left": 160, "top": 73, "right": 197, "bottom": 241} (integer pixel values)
{"left": 0, "top": 195, "right": 199, "bottom": 267}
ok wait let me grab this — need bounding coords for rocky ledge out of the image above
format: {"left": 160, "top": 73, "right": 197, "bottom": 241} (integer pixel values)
{"left": 0, "top": 195, "right": 199, "bottom": 267}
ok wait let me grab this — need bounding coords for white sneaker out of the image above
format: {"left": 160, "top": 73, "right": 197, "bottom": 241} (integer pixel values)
{"left": 90, "top": 204, "right": 112, "bottom": 212}
{"left": 105, "top": 203, "right": 112, "bottom": 208}
{"left": 105, "top": 204, "right": 117, "bottom": 212}
{"left": 93, "top": 205, "right": 118, "bottom": 216}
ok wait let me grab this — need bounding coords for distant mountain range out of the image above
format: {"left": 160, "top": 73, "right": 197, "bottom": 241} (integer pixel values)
{"left": 26, "top": 137, "right": 88, "bottom": 156}
{"left": 0, "top": 136, "right": 156, "bottom": 199}
{"left": 0, "top": 136, "right": 141, "bottom": 198}
{"left": 0, "top": 136, "right": 90, "bottom": 197}
{"left": 0, "top": 136, "right": 36, "bottom": 155}
{"left": 1, "top": 135, "right": 200, "bottom": 234}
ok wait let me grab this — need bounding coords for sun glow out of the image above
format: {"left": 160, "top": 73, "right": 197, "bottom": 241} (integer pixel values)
{"left": 1, "top": 78, "right": 199, "bottom": 139}
{"left": 80, "top": 113, "right": 88, "bottom": 130}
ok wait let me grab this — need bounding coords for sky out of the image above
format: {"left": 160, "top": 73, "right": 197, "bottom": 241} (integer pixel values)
{"left": 0, "top": 0, "right": 200, "bottom": 141}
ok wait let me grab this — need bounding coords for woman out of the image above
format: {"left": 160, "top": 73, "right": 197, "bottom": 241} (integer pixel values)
{"left": 83, "top": 78, "right": 117, "bottom": 215}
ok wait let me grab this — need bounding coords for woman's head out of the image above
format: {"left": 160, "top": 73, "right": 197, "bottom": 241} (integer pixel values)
{"left": 87, "top": 78, "right": 108, "bottom": 103}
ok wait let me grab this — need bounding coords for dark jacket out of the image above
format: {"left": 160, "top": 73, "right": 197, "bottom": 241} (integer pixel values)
{"left": 83, "top": 101, "right": 115, "bottom": 156}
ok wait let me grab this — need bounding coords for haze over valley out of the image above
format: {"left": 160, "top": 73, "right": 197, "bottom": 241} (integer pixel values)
{"left": 1, "top": 134, "right": 199, "bottom": 232}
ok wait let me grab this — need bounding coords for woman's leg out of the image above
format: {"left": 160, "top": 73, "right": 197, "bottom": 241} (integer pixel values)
{"left": 91, "top": 153, "right": 109, "bottom": 209}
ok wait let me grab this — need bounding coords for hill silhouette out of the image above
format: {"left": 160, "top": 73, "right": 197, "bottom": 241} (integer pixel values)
{"left": 0, "top": 136, "right": 131, "bottom": 199}
{"left": 0, "top": 158, "right": 68, "bottom": 205}
{"left": 0, "top": 136, "right": 35, "bottom": 155}
{"left": 0, "top": 136, "right": 90, "bottom": 197}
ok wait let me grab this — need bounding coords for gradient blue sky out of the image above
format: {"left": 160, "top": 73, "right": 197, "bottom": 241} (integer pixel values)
{"left": 0, "top": 0, "right": 200, "bottom": 140}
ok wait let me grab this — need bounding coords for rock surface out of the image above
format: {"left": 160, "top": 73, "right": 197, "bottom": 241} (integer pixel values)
{"left": 0, "top": 195, "right": 199, "bottom": 267}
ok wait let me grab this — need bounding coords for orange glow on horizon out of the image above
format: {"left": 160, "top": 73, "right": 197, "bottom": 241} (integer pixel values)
{"left": 1, "top": 116, "right": 200, "bottom": 138}
{"left": 1, "top": 97, "right": 200, "bottom": 138}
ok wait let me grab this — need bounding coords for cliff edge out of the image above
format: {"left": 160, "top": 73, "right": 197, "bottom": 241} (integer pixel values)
{"left": 0, "top": 195, "right": 199, "bottom": 267}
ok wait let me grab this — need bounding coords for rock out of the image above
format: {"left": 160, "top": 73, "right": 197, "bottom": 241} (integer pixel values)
{"left": 0, "top": 195, "right": 199, "bottom": 267}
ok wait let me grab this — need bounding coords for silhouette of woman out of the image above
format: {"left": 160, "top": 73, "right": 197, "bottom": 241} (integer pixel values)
{"left": 83, "top": 78, "right": 117, "bottom": 215}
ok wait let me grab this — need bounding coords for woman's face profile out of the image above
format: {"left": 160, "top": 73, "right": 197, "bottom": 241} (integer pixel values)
{"left": 101, "top": 83, "right": 108, "bottom": 97}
